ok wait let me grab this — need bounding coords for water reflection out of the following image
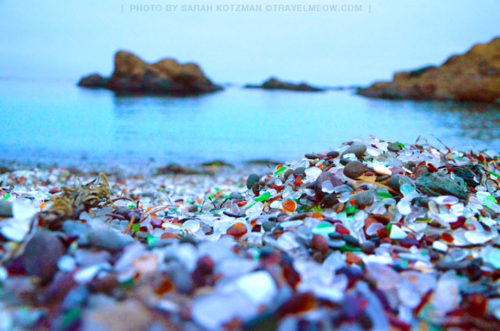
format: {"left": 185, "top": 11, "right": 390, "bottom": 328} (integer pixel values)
{"left": 0, "top": 80, "right": 498, "bottom": 167}
{"left": 363, "top": 98, "right": 500, "bottom": 147}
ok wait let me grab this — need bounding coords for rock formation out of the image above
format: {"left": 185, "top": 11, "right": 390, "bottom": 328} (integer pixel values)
{"left": 357, "top": 37, "right": 500, "bottom": 104}
{"left": 245, "top": 77, "right": 324, "bottom": 92}
{"left": 78, "top": 51, "right": 223, "bottom": 96}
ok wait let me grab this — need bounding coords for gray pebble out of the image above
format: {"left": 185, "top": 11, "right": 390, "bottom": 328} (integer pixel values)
{"left": 342, "top": 143, "right": 367, "bottom": 158}
{"left": 342, "top": 235, "right": 359, "bottom": 247}
{"left": 327, "top": 151, "right": 340, "bottom": 158}
{"left": 353, "top": 191, "right": 374, "bottom": 207}
{"left": 23, "top": 230, "right": 65, "bottom": 283}
{"left": 246, "top": 174, "right": 260, "bottom": 189}
{"left": 361, "top": 241, "right": 376, "bottom": 254}
{"left": 388, "top": 143, "right": 402, "bottom": 152}
{"left": 262, "top": 221, "right": 276, "bottom": 232}
{"left": 87, "top": 229, "right": 133, "bottom": 252}
{"left": 343, "top": 161, "right": 365, "bottom": 179}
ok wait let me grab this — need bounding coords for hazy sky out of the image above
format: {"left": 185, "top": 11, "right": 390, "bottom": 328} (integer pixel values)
{"left": 0, "top": 0, "right": 499, "bottom": 85}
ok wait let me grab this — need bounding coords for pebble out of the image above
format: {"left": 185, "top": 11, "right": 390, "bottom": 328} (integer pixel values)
{"left": 305, "top": 153, "right": 319, "bottom": 159}
{"left": 353, "top": 191, "right": 374, "bottom": 207}
{"left": 246, "top": 174, "right": 260, "bottom": 189}
{"left": 327, "top": 151, "right": 340, "bottom": 158}
{"left": 387, "top": 174, "right": 403, "bottom": 191}
{"left": 328, "top": 232, "right": 342, "bottom": 240}
{"left": 342, "top": 235, "right": 359, "bottom": 247}
{"left": 342, "top": 143, "right": 367, "bottom": 158}
{"left": 340, "top": 158, "right": 350, "bottom": 166}
{"left": 320, "top": 194, "right": 338, "bottom": 208}
{"left": 87, "top": 229, "right": 133, "bottom": 252}
{"left": 361, "top": 241, "right": 376, "bottom": 254}
{"left": 387, "top": 143, "right": 402, "bottom": 152}
{"left": 343, "top": 161, "right": 365, "bottom": 179}
{"left": 311, "top": 234, "right": 329, "bottom": 254}
{"left": 262, "top": 221, "right": 276, "bottom": 232}
{"left": 416, "top": 173, "right": 468, "bottom": 199}
{"left": 23, "top": 230, "right": 65, "bottom": 283}
{"left": 315, "top": 172, "right": 342, "bottom": 195}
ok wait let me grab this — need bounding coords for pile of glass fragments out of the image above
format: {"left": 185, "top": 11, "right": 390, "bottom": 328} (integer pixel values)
{"left": 0, "top": 137, "right": 498, "bottom": 330}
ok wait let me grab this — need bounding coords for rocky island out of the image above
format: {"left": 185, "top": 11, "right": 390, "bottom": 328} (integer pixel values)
{"left": 357, "top": 37, "right": 500, "bottom": 103}
{"left": 78, "top": 51, "right": 223, "bottom": 96}
{"left": 245, "top": 77, "right": 325, "bottom": 92}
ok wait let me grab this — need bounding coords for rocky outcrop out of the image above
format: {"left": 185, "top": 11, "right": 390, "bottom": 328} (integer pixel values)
{"left": 245, "top": 77, "right": 324, "bottom": 92}
{"left": 78, "top": 51, "right": 223, "bottom": 96}
{"left": 357, "top": 37, "right": 500, "bottom": 103}
{"left": 77, "top": 73, "right": 109, "bottom": 88}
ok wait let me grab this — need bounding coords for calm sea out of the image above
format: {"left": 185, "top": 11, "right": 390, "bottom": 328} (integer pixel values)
{"left": 0, "top": 79, "right": 498, "bottom": 166}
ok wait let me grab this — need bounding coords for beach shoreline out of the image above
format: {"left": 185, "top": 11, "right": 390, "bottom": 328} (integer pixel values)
{"left": 0, "top": 137, "right": 499, "bottom": 329}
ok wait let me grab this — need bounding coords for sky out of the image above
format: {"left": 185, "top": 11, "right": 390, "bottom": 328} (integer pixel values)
{"left": 0, "top": 0, "right": 499, "bottom": 86}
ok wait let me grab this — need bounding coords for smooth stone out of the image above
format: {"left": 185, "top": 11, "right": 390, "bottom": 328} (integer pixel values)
{"left": 0, "top": 201, "right": 13, "bottom": 217}
{"left": 62, "top": 221, "right": 91, "bottom": 239}
{"left": 328, "top": 232, "right": 342, "bottom": 240}
{"left": 353, "top": 191, "right": 374, "bottom": 207}
{"left": 387, "top": 174, "right": 403, "bottom": 191}
{"left": 343, "top": 161, "right": 365, "bottom": 179}
{"left": 315, "top": 172, "right": 342, "bottom": 195}
{"left": 246, "top": 174, "right": 260, "bottom": 189}
{"left": 361, "top": 241, "right": 376, "bottom": 254}
{"left": 327, "top": 151, "right": 340, "bottom": 158}
{"left": 320, "top": 194, "right": 339, "bottom": 208}
{"left": 416, "top": 173, "right": 468, "bottom": 199}
{"left": 388, "top": 143, "right": 402, "bottom": 152}
{"left": 262, "top": 221, "right": 276, "bottom": 232}
{"left": 305, "top": 153, "right": 319, "bottom": 159}
{"left": 87, "top": 229, "right": 133, "bottom": 252}
{"left": 342, "top": 235, "right": 359, "bottom": 247}
{"left": 342, "top": 143, "right": 367, "bottom": 158}
{"left": 23, "top": 230, "right": 65, "bottom": 283}
{"left": 340, "top": 158, "right": 350, "bottom": 166}
{"left": 311, "top": 234, "right": 329, "bottom": 254}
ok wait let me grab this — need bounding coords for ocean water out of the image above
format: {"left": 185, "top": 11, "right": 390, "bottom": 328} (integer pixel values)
{"left": 0, "top": 79, "right": 498, "bottom": 166}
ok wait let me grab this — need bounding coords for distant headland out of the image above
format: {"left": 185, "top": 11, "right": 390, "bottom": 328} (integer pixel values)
{"left": 357, "top": 37, "right": 500, "bottom": 104}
